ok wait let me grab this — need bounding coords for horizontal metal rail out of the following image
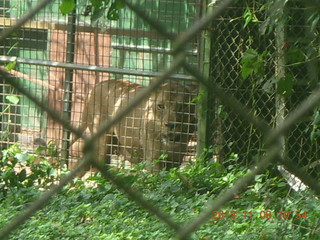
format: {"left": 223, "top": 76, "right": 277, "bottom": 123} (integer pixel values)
{"left": 0, "top": 56, "right": 194, "bottom": 81}
{"left": 111, "top": 43, "right": 198, "bottom": 56}
{"left": 0, "top": 17, "right": 175, "bottom": 39}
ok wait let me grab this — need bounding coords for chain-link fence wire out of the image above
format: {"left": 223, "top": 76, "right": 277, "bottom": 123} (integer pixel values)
{"left": 209, "top": 0, "right": 320, "bottom": 177}
{"left": 1, "top": 0, "right": 320, "bottom": 239}
{"left": 208, "top": 4, "right": 274, "bottom": 165}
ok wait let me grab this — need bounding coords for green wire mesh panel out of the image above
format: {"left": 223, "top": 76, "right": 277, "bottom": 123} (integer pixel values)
{"left": 0, "top": 1, "right": 56, "bottom": 152}
{"left": 110, "top": 0, "right": 199, "bottom": 84}
{"left": 68, "top": 0, "right": 200, "bottom": 170}
{"left": 0, "top": 0, "right": 200, "bottom": 171}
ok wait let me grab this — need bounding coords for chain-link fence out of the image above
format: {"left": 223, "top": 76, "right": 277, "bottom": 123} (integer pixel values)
{"left": 0, "top": 0, "right": 320, "bottom": 239}
{"left": 208, "top": 0, "right": 320, "bottom": 178}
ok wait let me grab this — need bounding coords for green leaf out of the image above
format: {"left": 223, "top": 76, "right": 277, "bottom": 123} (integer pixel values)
{"left": 60, "top": 0, "right": 75, "bottom": 15}
{"left": 285, "top": 46, "right": 305, "bottom": 64}
{"left": 18, "top": 169, "right": 27, "bottom": 182}
{"left": 241, "top": 49, "right": 267, "bottom": 80}
{"left": 91, "top": 7, "right": 106, "bottom": 21}
{"left": 6, "top": 95, "right": 19, "bottom": 104}
{"left": 35, "top": 146, "right": 47, "bottom": 154}
{"left": 310, "top": 129, "right": 320, "bottom": 141}
{"left": 5, "top": 61, "right": 16, "bottom": 71}
{"left": 191, "top": 90, "right": 205, "bottom": 104}
{"left": 243, "top": 8, "right": 253, "bottom": 28}
{"left": 15, "top": 153, "right": 31, "bottom": 163}
{"left": 243, "top": 7, "right": 260, "bottom": 29}
{"left": 241, "top": 65, "right": 254, "bottom": 79}
{"left": 276, "top": 75, "right": 293, "bottom": 97}
{"left": 107, "top": 1, "right": 125, "bottom": 20}
{"left": 312, "top": 111, "right": 320, "bottom": 125}
{"left": 90, "top": 0, "right": 103, "bottom": 8}
{"left": 254, "top": 174, "right": 264, "bottom": 183}
{"left": 311, "top": 15, "right": 320, "bottom": 32}
{"left": 241, "top": 48, "right": 259, "bottom": 61}
{"left": 277, "top": 182, "right": 287, "bottom": 187}
{"left": 307, "top": 12, "right": 320, "bottom": 32}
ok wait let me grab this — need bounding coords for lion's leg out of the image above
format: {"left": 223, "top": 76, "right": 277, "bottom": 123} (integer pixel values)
{"left": 144, "top": 140, "right": 161, "bottom": 172}
{"left": 95, "top": 133, "right": 112, "bottom": 166}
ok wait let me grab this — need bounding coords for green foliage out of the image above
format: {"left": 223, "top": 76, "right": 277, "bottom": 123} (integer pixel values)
{"left": 285, "top": 45, "right": 306, "bottom": 65}
{"left": 60, "top": 0, "right": 125, "bottom": 21}
{"left": 0, "top": 143, "right": 64, "bottom": 201}
{"left": 241, "top": 47, "right": 295, "bottom": 97}
{"left": 5, "top": 61, "right": 17, "bottom": 71}
{"left": 1, "top": 148, "right": 319, "bottom": 239}
{"left": 259, "top": 0, "right": 288, "bottom": 35}
{"left": 0, "top": 95, "right": 20, "bottom": 144}
{"left": 59, "top": 0, "right": 76, "bottom": 15}
{"left": 243, "top": 7, "right": 260, "bottom": 28}
{"left": 307, "top": 11, "right": 320, "bottom": 33}
{"left": 107, "top": 1, "right": 125, "bottom": 20}
{"left": 5, "top": 95, "right": 19, "bottom": 105}
{"left": 0, "top": 94, "right": 19, "bottom": 120}
{"left": 191, "top": 89, "right": 205, "bottom": 104}
{"left": 308, "top": 109, "right": 320, "bottom": 142}
{"left": 276, "top": 74, "right": 294, "bottom": 97}
{"left": 216, "top": 104, "right": 228, "bottom": 120}
{"left": 241, "top": 49, "right": 268, "bottom": 80}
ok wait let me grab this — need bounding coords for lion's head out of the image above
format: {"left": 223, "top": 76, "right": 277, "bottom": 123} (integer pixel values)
{"left": 143, "top": 81, "right": 197, "bottom": 166}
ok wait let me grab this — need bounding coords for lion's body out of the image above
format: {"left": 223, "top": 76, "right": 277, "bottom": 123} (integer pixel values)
{"left": 76, "top": 80, "right": 196, "bottom": 171}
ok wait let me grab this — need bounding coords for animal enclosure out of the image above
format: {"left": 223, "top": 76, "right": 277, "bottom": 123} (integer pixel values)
{"left": 0, "top": 0, "right": 200, "bottom": 170}
{"left": 1, "top": 0, "right": 320, "bottom": 239}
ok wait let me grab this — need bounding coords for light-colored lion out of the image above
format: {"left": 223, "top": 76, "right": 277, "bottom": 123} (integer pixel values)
{"left": 73, "top": 80, "right": 196, "bottom": 171}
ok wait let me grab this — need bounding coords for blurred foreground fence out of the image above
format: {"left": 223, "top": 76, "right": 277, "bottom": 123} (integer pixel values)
{"left": 1, "top": 0, "right": 320, "bottom": 239}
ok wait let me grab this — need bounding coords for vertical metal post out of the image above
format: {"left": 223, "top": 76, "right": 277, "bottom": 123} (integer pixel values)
{"left": 196, "top": 0, "right": 215, "bottom": 160}
{"left": 275, "top": 6, "right": 286, "bottom": 158}
{"left": 61, "top": 3, "right": 77, "bottom": 165}
{"left": 94, "top": 25, "right": 100, "bottom": 84}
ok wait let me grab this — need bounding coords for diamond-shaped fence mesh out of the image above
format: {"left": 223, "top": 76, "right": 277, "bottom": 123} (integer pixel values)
{"left": 209, "top": 5, "right": 277, "bottom": 166}
{"left": 209, "top": 1, "right": 320, "bottom": 178}
{"left": 0, "top": 0, "right": 320, "bottom": 239}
